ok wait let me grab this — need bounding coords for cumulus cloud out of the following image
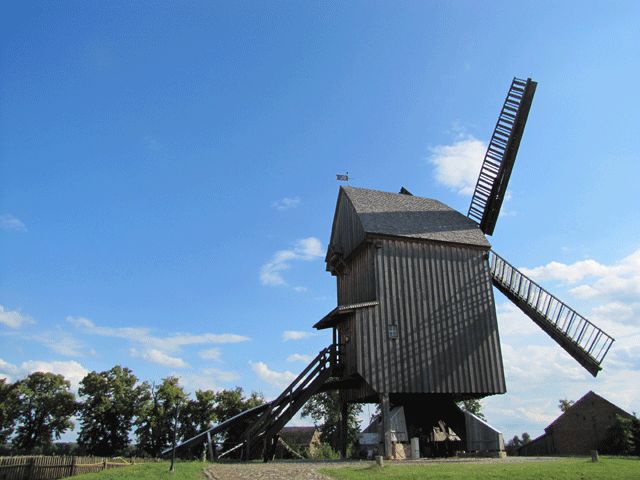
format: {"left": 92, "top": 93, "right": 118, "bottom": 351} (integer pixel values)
{"left": 282, "top": 330, "right": 315, "bottom": 341}
{"left": 520, "top": 259, "right": 608, "bottom": 284}
{"left": 130, "top": 348, "right": 189, "bottom": 369}
{"left": 0, "top": 214, "right": 27, "bottom": 232}
{"left": 520, "top": 249, "right": 640, "bottom": 301}
{"left": 0, "top": 305, "right": 35, "bottom": 329}
{"left": 495, "top": 302, "right": 539, "bottom": 336}
{"left": 0, "top": 358, "right": 89, "bottom": 392}
{"left": 429, "top": 136, "right": 486, "bottom": 196}
{"left": 250, "top": 361, "right": 296, "bottom": 388}
{"left": 271, "top": 197, "right": 301, "bottom": 211}
{"left": 260, "top": 237, "right": 324, "bottom": 287}
{"left": 287, "top": 353, "right": 313, "bottom": 363}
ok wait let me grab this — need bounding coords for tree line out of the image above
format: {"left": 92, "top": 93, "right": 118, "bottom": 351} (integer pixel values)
{"left": 0, "top": 366, "right": 264, "bottom": 457}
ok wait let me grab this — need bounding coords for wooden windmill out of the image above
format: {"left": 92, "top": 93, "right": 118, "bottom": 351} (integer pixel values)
{"left": 313, "top": 77, "right": 614, "bottom": 457}
{"left": 168, "top": 78, "right": 614, "bottom": 461}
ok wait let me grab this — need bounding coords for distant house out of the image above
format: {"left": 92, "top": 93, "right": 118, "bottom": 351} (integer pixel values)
{"left": 276, "top": 426, "right": 321, "bottom": 458}
{"left": 519, "top": 391, "right": 633, "bottom": 456}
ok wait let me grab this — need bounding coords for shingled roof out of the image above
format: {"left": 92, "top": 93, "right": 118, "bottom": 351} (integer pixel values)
{"left": 341, "top": 186, "right": 490, "bottom": 248}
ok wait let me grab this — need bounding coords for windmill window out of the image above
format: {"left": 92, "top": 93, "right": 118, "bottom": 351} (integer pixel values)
{"left": 388, "top": 324, "right": 398, "bottom": 339}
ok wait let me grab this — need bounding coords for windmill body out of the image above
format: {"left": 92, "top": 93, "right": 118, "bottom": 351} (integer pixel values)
{"left": 317, "top": 187, "right": 506, "bottom": 402}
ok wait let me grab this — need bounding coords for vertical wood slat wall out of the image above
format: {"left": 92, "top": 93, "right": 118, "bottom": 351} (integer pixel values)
{"left": 329, "top": 192, "right": 365, "bottom": 260}
{"left": 353, "top": 238, "right": 506, "bottom": 397}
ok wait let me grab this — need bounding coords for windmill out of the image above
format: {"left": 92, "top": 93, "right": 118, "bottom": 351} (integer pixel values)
{"left": 167, "top": 77, "right": 614, "bottom": 461}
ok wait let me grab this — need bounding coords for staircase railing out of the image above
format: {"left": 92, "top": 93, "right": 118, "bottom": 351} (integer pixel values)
{"left": 489, "top": 250, "right": 614, "bottom": 368}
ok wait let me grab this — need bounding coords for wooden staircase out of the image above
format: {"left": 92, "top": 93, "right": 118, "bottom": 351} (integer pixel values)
{"left": 242, "top": 344, "right": 340, "bottom": 461}
{"left": 468, "top": 77, "right": 537, "bottom": 235}
{"left": 489, "top": 250, "right": 614, "bottom": 377}
{"left": 165, "top": 344, "right": 340, "bottom": 460}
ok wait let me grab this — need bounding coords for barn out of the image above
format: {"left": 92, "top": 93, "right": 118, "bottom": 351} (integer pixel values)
{"left": 519, "top": 391, "right": 633, "bottom": 456}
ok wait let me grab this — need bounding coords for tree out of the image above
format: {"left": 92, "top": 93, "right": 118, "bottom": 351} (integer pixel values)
{"left": 558, "top": 398, "right": 575, "bottom": 413}
{"left": 0, "top": 378, "right": 17, "bottom": 445}
{"left": 600, "top": 415, "right": 636, "bottom": 455}
{"left": 505, "top": 435, "right": 522, "bottom": 456}
{"left": 301, "top": 391, "right": 362, "bottom": 455}
{"left": 212, "top": 387, "right": 264, "bottom": 454}
{"left": 12, "top": 372, "right": 77, "bottom": 453}
{"left": 77, "top": 365, "right": 147, "bottom": 456}
{"left": 521, "top": 432, "right": 531, "bottom": 444}
{"left": 135, "top": 376, "right": 187, "bottom": 457}
{"left": 179, "top": 389, "right": 217, "bottom": 458}
{"left": 458, "top": 399, "right": 486, "bottom": 420}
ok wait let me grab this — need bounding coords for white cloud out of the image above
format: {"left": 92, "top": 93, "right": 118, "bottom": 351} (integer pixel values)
{"left": 271, "top": 197, "right": 301, "bottom": 211}
{"left": 34, "top": 332, "right": 85, "bottom": 357}
{"left": 520, "top": 249, "right": 640, "bottom": 301}
{"left": 260, "top": 237, "right": 324, "bottom": 287}
{"left": 287, "top": 353, "right": 313, "bottom": 363}
{"left": 0, "top": 214, "right": 27, "bottom": 232}
{"left": 198, "top": 348, "right": 222, "bottom": 361}
{"left": 282, "top": 330, "right": 314, "bottom": 341}
{"left": 429, "top": 136, "right": 486, "bottom": 196}
{"left": 0, "top": 305, "right": 35, "bottom": 329}
{"left": 147, "top": 333, "right": 250, "bottom": 352}
{"left": 202, "top": 368, "right": 240, "bottom": 382}
{"left": 0, "top": 358, "right": 89, "bottom": 392}
{"left": 250, "top": 361, "right": 296, "bottom": 389}
{"left": 130, "top": 348, "right": 189, "bottom": 368}
{"left": 0, "top": 358, "right": 19, "bottom": 378}
{"left": 68, "top": 316, "right": 249, "bottom": 353}
{"left": 520, "top": 259, "right": 608, "bottom": 284}
{"left": 495, "top": 303, "right": 539, "bottom": 336}
{"left": 67, "top": 316, "right": 149, "bottom": 339}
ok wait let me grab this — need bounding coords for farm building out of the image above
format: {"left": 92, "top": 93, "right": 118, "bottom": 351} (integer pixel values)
{"left": 518, "top": 391, "right": 633, "bottom": 456}
{"left": 275, "top": 426, "right": 321, "bottom": 458}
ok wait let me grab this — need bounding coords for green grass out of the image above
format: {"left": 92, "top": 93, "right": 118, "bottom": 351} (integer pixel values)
{"left": 74, "top": 461, "right": 205, "bottom": 479}
{"left": 320, "top": 457, "right": 640, "bottom": 480}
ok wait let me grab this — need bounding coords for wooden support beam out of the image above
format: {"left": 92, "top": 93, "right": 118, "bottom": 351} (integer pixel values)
{"left": 206, "top": 431, "right": 214, "bottom": 461}
{"left": 340, "top": 401, "right": 348, "bottom": 459}
{"left": 381, "top": 393, "right": 392, "bottom": 459}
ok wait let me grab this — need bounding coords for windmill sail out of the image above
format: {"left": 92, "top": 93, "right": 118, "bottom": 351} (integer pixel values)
{"left": 489, "top": 250, "right": 614, "bottom": 377}
{"left": 468, "top": 77, "right": 537, "bottom": 235}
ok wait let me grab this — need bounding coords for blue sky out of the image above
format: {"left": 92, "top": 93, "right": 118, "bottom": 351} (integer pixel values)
{"left": 1, "top": 1, "right": 639, "bottom": 442}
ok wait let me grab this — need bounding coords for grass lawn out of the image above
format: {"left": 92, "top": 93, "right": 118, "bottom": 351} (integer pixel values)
{"left": 74, "top": 461, "right": 205, "bottom": 479}
{"left": 320, "top": 457, "right": 640, "bottom": 480}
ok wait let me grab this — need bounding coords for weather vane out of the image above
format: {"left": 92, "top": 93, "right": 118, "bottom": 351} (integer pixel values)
{"left": 336, "top": 171, "right": 349, "bottom": 182}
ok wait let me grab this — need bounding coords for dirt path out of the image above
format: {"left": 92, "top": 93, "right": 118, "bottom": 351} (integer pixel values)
{"left": 205, "top": 457, "right": 560, "bottom": 480}
{"left": 204, "top": 462, "right": 337, "bottom": 480}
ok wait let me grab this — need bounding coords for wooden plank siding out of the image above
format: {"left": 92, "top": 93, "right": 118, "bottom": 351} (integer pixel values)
{"left": 337, "top": 245, "right": 376, "bottom": 306}
{"left": 350, "top": 238, "right": 505, "bottom": 398}
{"left": 327, "top": 190, "right": 365, "bottom": 262}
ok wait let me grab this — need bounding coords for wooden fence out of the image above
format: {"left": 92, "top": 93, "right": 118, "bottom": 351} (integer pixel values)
{"left": 0, "top": 456, "right": 154, "bottom": 480}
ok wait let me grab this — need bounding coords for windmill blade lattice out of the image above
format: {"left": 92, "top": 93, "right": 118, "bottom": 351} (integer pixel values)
{"left": 468, "top": 77, "right": 537, "bottom": 235}
{"left": 489, "top": 250, "right": 614, "bottom": 377}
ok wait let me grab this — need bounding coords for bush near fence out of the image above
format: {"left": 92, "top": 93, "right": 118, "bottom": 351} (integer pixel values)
{"left": 0, "top": 456, "right": 157, "bottom": 480}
